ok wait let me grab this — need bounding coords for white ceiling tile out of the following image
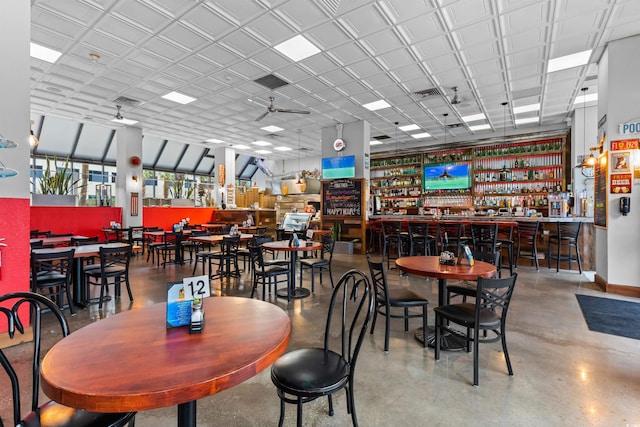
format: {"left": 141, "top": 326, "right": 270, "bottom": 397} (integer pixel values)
{"left": 307, "top": 22, "right": 353, "bottom": 50}
{"left": 505, "top": 28, "right": 547, "bottom": 53}
{"left": 198, "top": 44, "right": 242, "bottom": 68}
{"left": 399, "top": 12, "right": 443, "bottom": 43}
{"left": 443, "top": 0, "right": 492, "bottom": 29}
{"left": 380, "top": 0, "right": 437, "bottom": 22}
{"left": 162, "top": 64, "right": 202, "bottom": 83}
{"left": 360, "top": 29, "right": 405, "bottom": 56}
{"left": 94, "top": 15, "right": 150, "bottom": 45}
{"left": 207, "top": 0, "right": 268, "bottom": 25}
{"left": 182, "top": 4, "right": 236, "bottom": 38}
{"left": 273, "top": 0, "right": 327, "bottom": 31}
{"left": 126, "top": 50, "right": 170, "bottom": 70}
{"left": 462, "top": 41, "right": 499, "bottom": 64}
{"left": 180, "top": 56, "right": 219, "bottom": 75}
{"left": 503, "top": 1, "right": 549, "bottom": 33}
{"left": 31, "top": 8, "right": 86, "bottom": 40}
{"left": 244, "top": 13, "right": 295, "bottom": 45}
{"left": 299, "top": 54, "right": 340, "bottom": 76}
{"left": 113, "top": 0, "right": 173, "bottom": 32}
{"left": 325, "top": 42, "right": 369, "bottom": 66}
{"left": 377, "top": 48, "right": 416, "bottom": 71}
{"left": 339, "top": 5, "right": 389, "bottom": 38}
{"left": 219, "top": 30, "right": 267, "bottom": 58}
{"left": 390, "top": 64, "right": 428, "bottom": 84}
{"left": 142, "top": 38, "right": 189, "bottom": 61}
{"left": 413, "top": 35, "right": 454, "bottom": 61}
{"left": 82, "top": 32, "right": 133, "bottom": 56}
{"left": 161, "top": 23, "right": 212, "bottom": 51}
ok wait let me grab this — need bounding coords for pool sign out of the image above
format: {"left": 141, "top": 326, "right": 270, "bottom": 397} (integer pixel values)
{"left": 619, "top": 117, "right": 640, "bottom": 135}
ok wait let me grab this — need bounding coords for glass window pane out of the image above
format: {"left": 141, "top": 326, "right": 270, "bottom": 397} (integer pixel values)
{"left": 37, "top": 116, "right": 80, "bottom": 157}
{"left": 74, "top": 124, "right": 113, "bottom": 161}
{"left": 156, "top": 140, "right": 187, "bottom": 170}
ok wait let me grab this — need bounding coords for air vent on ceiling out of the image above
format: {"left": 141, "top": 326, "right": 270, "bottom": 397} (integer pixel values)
{"left": 585, "top": 75, "right": 598, "bottom": 82}
{"left": 254, "top": 74, "right": 289, "bottom": 90}
{"left": 318, "top": 0, "right": 342, "bottom": 14}
{"left": 373, "top": 135, "right": 391, "bottom": 140}
{"left": 113, "top": 96, "right": 141, "bottom": 107}
{"left": 413, "top": 87, "right": 443, "bottom": 97}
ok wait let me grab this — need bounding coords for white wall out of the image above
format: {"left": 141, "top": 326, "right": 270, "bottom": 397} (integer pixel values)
{"left": 598, "top": 35, "right": 640, "bottom": 287}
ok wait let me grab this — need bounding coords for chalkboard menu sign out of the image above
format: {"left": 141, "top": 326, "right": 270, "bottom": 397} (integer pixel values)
{"left": 322, "top": 179, "right": 362, "bottom": 217}
{"left": 594, "top": 152, "right": 608, "bottom": 228}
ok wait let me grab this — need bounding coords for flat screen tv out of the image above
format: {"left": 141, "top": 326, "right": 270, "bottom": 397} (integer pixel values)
{"left": 423, "top": 163, "right": 471, "bottom": 190}
{"left": 322, "top": 155, "right": 355, "bottom": 179}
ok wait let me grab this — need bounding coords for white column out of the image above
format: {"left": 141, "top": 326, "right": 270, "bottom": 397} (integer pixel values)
{"left": 116, "top": 126, "right": 143, "bottom": 227}
{"left": 214, "top": 147, "right": 236, "bottom": 208}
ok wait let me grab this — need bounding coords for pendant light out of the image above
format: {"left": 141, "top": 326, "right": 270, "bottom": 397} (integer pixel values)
{"left": 443, "top": 113, "right": 448, "bottom": 144}
{"left": 577, "top": 87, "right": 596, "bottom": 169}
{"left": 29, "top": 120, "right": 39, "bottom": 148}
{"left": 296, "top": 129, "right": 303, "bottom": 185}
{"left": 500, "top": 102, "right": 510, "bottom": 181}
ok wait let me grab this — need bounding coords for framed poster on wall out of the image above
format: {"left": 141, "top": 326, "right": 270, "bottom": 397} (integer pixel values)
{"left": 594, "top": 152, "right": 608, "bottom": 229}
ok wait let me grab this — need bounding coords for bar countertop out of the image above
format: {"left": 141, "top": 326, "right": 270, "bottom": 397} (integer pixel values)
{"left": 369, "top": 214, "right": 594, "bottom": 223}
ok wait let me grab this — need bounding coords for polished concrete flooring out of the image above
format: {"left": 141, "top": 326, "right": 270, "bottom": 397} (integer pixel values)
{"left": 3, "top": 251, "right": 640, "bottom": 426}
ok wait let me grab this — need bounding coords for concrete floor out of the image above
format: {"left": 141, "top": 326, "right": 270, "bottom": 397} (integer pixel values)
{"left": 3, "top": 251, "right": 640, "bottom": 426}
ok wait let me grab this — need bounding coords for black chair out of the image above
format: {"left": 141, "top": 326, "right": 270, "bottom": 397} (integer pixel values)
{"left": 248, "top": 243, "right": 291, "bottom": 301}
{"left": 30, "top": 248, "right": 76, "bottom": 316}
{"left": 437, "top": 221, "right": 466, "bottom": 256}
{"left": 434, "top": 273, "right": 518, "bottom": 386}
{"left": 271, "top": 269, "right": 374, "bottom": 426}
{"left": 470, "top": 222, "right": 501, "bottom": 276}
{"left": 367, "top": 256, "right": 428, "bottom": 352}
{"left": 547, "top": 222, "right": 583, "bottom": 273}
{"left": 0, "top": 291, "right": 136, "bottom": 427}
{"left": 381, "top": 220, "right": 407, "bottom": 269}
{"left": 70, "top": 235, "right": 100, "bottom": 246}
{"left": 299, "top": 235, "right": 335, "bottom": 293}
{"left": 516, "top": 221, "right": 541, "bottom": 270}
{"left": 497, "top": 223, "right": 515, "bottom": 276}
{"left": 144, "top": 226, "right": 162, "bottom": 263}
{"left": 210, "top": 235, "right": 241, "bottom": 278}
{"left": 407, "top": 221, "right": 436, "bottom": 256}
{"left": 181, "top": 229, "right": 209, "bottom": 264}
{"left": 157, "top": 231, "right": 182, "bottom": 268}
{"left": 85, "top": 245, "right": 133, "bottom": 309}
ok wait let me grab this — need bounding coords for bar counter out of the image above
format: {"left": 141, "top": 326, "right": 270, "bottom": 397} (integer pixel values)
{"left": 369, "top": 214, "right": 595, "bottom": 271}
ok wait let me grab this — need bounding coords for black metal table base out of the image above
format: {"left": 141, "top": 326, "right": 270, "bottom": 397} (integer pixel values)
{"left": 414, "top": 326, "right": 467, "bottom": 351}
{"left": 276, "top": 287, "right": 310, "bottom": 299}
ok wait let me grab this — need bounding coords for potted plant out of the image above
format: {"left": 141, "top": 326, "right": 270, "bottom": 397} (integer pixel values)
{"left": 32, "top": 156, "right": 79, "bottom": 206}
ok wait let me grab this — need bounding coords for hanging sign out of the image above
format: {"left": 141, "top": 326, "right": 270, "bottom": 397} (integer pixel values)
{"left": 619, "top": 117, "right": 640, "bottom": 135}
{"left": 611, "top": 173, "right": 632, "bottom": 194}
{"left": 611, "top": 139, "right": 639, "bottom": 151}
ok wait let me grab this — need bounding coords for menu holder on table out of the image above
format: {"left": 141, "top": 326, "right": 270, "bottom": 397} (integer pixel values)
{"left": 458, "top": 245, "right": 475, "bottom": 266}
{"left": 166, "top": 274, "right": 210, "bottom": 331}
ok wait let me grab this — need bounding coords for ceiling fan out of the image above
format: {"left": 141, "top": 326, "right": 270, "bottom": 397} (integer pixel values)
{"left": 450, "top": 86, "right": 462, "bottom": 105}
{"left": 254, "top": 96, "right": 310, "bottom": 121}
{"left": 114, "top": 105, "right": 124, "bottom": 120}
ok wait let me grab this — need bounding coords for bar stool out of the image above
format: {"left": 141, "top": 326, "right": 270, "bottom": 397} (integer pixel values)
{"left": 547, "top": 222, "right": 582, "bottom": 273}
{"left": 381, "top": 220, "right": 408, "bottom": 269}
{"left": 516, "top": 221, "right": 541, "bottom": 270}
{"left": 497, "top": 222, "right": 516, "bottom": 275}
{"left": 407, "top": 221, "right": 436, "bottom": 256}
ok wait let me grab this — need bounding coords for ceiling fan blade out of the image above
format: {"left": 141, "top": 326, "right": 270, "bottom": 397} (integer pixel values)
{"left": 255, "top": 111, "right": 269, "bottom": 122}
{"left": 274, "top": 108, "right": 310, "bottom": 115}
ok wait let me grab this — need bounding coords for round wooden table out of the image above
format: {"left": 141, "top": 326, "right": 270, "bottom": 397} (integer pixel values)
{"left": 262, "top": 240, "right": 322, "bottom": 299}
{"left": 40, "top": 297, "right": 291, "bottom": 427}
{"left": 395, "top": 256, "right": 497, "bottom": 350}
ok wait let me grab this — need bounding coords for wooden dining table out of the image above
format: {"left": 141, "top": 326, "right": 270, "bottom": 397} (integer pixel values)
{"left": 40, "top": 297, "right": 291, "bottom": 427}
{"left": 395, "top": 255, "right": 497, "bottom": 350}
{"left": 262, "top": 239, "right": 322, "bottom": 299}
{"left": 30, "top": 235, "right": 86, "bottom": 247}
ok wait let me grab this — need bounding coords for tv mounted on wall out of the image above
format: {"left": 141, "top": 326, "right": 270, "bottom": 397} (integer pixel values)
{"left": 322, "top": 155, "right": 356, "bottom": 179}
{"left": 423, "top": 163, "right": 471, "bottom": 190}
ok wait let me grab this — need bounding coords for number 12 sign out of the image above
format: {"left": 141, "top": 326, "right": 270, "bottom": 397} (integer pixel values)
{"left": 166, "top": 275, "right": 211, "bottom": 328}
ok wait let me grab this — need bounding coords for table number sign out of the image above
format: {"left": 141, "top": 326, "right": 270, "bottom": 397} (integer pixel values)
{"left": 166, "top": 275, "right": 210, "bottom": 328}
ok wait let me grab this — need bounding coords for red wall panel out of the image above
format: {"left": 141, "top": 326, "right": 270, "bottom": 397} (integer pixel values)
{"left": 30, "top": 207, "right": 122, "bottom": 238}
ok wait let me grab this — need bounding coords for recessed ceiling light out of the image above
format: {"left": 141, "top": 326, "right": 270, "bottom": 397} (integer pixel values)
{"left": 513, "top": 103, "right": 541, "bottom": 114}
{"left": 162, "top": 91, "right": 196, "bottom": 104}
{"left": 574, "top": 93, "right": 598, "bottom": 104}
{"left": 399, "top": 124, "right": 420, "bottom": 131}
{"left": 206, "top": 138, "right": 225, "bottom": 144}
{"left": 274, "top": 146, "right": 293, "bottom": 151}
{"left": 461, "top": 113, "right": 486, "bottom": 123}
{"left": 362, "top": 100, "right": 391, "bottom": 111}
{"left": 515, "top": 117, "right": 540, "bottom": 125}
{"left": 469, "top": 124, "right": 491, "bottom": 131}
{"left": 111, "top": 117, "right": 139, "bottom": 126}
{"left": 261, "top": 125, "right": 284, "bottom": 133}
{"left": 274, "top": 35, "right": 321, "bottom": 62}
{"left": 253, "top": 140, "right": 272, "bottom": 146}
{"left": 370, "top": 140, "right": 383, "bottom": 145}
{"left": 233, "top": 144, "right": 249, "bottom": 150}
{"left": 30, "top": 42, "right": 62, "bottom": 63}
{"left": 255, "top": 149, "right": 272, "bottom": 154}
{"left": 547, "top": 50, "right": 592, "bottom": 73}
{"left": 411, "top": 132, "right": 431, "bottom": 139}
